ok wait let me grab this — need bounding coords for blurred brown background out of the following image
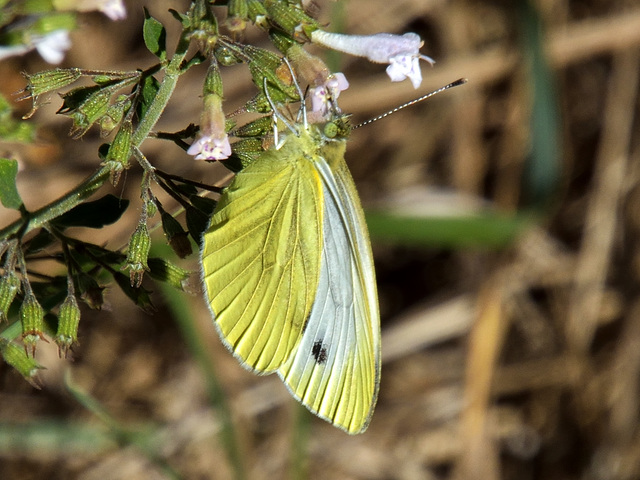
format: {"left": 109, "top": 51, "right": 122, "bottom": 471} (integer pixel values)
{"left": 2, "top": 0, "right": 640, "bottom": 479}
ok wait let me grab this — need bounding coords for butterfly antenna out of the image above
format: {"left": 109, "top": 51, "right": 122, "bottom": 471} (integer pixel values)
{"left": 263, "top": 77, "right": 296, "bottom": 148}
{"left": 353, "top": 78, "right": 468, "bottom": 130}
{"left": 283, "top": 57, "right": 308, "bottom": 130}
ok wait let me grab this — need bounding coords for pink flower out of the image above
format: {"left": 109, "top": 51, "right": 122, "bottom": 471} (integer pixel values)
{"left": 187, "top": 135, "right": 232, "bottom": 161}
{"left": 188, "top": 94, "right": 231, "bottom": 161}
{"left": 309, "top": 72, "right": 349, "bottom": 117}
{"left": 311, "top": 31, "right": 435, "bottom": 89}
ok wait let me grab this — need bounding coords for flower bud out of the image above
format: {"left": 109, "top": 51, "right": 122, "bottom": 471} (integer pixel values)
{"left": 227, "top": 138, "right": 263, "bottom": 171}
{"left": 100, "top": 95, "right": 132, "bottom": 136}
{"left": 243, "top": 45, "right": 295, "bottom": 98}
{"left": 160, "top": 211, "right": 192, "bottom": 258}
{"left": 102, "top": 121, "right": 133, "bottom": 186}
{"left": 77, "top": 273, "right": 105, "bottom": 310}
{"left": 20, "top": 293, "right": 46, "bottom": 357}
{"left": 0, "top": 272, "right": 21, "bottom": 322}
{"left": 203, "top": 61, "right": 224, "bottom": 98}
{"left": 226, "top": 0, "right": 248, "bottom": 33}
{"left": 189, "top": 0, "right": 219, "bottom": 55}
{"left": 265, "top": 0, "right": 319, "bottom": 40}
{"left": 147, "top": 258, "right": 192, "bottom": 291}
{"left": 55, "top": 293, "right": 81, "bottom": 357}
{"left": 247, "top": 0, "right": 268, "bottom": 28}
{"left": 20, "top": 68, "right": 81, "bottom": 100}
{"left": 146, "top": 199, "right": 158, "bottom": 218}
{"left": 0, "top": 338, "right": 43, "bottom": 388}
{"left": 59, "top": 87, "right": 111, "bottom": 138}
{"left": 125, "top": 223, "right": 151, "bottom": 287}
{"left": 231, "top": 116, "right": 273, "bottom": 138}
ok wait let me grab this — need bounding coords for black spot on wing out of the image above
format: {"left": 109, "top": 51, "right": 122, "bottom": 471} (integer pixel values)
{"left": 312, "top": 340, "right": 328, "bottom": 364}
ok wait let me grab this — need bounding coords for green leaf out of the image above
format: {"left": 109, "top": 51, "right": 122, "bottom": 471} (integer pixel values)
{"left": 518, "top": 2, "right": 561, "bottom": 208}
{"left": 366, "top": 211, "right": 535, "bottom": 249}
{"left": 189, "top": 195, "right": 217, "bottom": 216}
{"left": 0, "top": 94, "right": 36, "bottom": 143}
{"left": 52, "top": 195, "right": 129, "bottom": 229}
{"left": 136, "top": 75, "right": 160, "bottom": 121}
{"left": 0, "top": 158, "right": 23, "bottom": 210}
{"left": 23, "top": 229, "right": 56, "bottom": 255}
{"left": 112, "top": 272, "right": 155, "bottom": 312}
{"left": 185, "top": 206, "right": 210, "bottom": 246}
{"left": 143, "top": 8, "right": 167, "bottom": 60}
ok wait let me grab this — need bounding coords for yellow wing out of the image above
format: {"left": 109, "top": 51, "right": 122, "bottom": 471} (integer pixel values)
{"left": 200, "top": 137, "right": 324, "bottom": 372}
{"left": 278, "top": 142, "right": 381, "bottom": 434}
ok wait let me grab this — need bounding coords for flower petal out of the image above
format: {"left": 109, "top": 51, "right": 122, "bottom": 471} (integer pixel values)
{"left": 34, "top": 30, "right": 71, "bottom": 65}
{"left": 188, "top": 135, "right": 231, "bottom": 161}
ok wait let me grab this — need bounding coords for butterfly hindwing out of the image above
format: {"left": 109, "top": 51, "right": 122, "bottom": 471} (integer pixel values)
{"left": 277, "top": 140, "right": 381, "bottom": 434}
{"left": 201, "top": 138, "right": 323, "bottom": 373}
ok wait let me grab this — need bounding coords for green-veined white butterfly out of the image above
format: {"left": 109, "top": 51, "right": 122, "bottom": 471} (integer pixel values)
{"left": 200, "top": 71, "right": 466, "bottom": 434}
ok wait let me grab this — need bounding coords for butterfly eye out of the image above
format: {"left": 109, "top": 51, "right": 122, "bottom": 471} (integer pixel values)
{"left": 323, "top": 121, "right": 339, "bottom": 138}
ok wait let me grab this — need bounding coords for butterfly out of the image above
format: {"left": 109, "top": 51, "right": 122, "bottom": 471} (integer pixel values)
{"left": 200, "top": 84, "right": 381, "bottom": 434}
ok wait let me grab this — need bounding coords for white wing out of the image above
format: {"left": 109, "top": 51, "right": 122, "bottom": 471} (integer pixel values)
{"left": 277, "top": 155, "right": 381, "bottom": 434}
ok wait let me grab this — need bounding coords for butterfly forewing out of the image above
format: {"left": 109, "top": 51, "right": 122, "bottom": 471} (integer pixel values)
{"left": 201, "top": 141, "right": 323, "bottom": 372}
{"left": 277, "top": 140, "right": 381, "bottom": 434}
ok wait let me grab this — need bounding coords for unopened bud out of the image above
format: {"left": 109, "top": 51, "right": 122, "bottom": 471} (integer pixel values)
{"left": 102, "top": 121, "right": 133, "bottom": 186}
{"left": 226, "top": 0, "right": 248, "bottom": 33}
{"left": 0, "top": 338, "right": 43, "bottom": 388}
{"left": 20, "top": 293, "right": 46, "bottom": 357}
{"left": 60, "top": 87, "right": 111, "bottom": 138}
{"left": 160, "top": 211, "right": 192, "bottom": 258}
{"left": 265, "top": 0, "right": 319, "bottom": 40}
{"left": 147, "top": 258, "right": 191, "bottom": 291}
{"left": 0, "top": 272, "right": 21, "bottom": 322}
{"left": 247, "top": 0, "right": 268, "bottom": 28}
{"left": 55, "top": 294, "right": 81, "bottom": 358}
{"left": 20, "top": 68, "right": 81, "bottom": 99}
{"left": 125, "top": 223, "right": 151, "bottom": 287}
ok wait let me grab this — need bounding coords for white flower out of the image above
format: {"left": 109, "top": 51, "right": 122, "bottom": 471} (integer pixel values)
{"left": 0, "top": 30, "right": 71, "bottom": 64}
{"left": 187, "top": 135, "right": 232, "bottom": 161}
{"left": 98, "top": 0, "right": 127, "bottom": 21}
{"left": 311, "top": 30, "right": 435, "bottom": 89}
{"left": 309, "top": 72, "right": 349, "bottom": 117}
{"left": 34, "top": 30, "right": 71, "bottom": 64}
{"left": 386, "top": 52, "right": 424, "bottom": 89}
{"left": 0, "top": 44, "right": 31, "bottom": 62}
{"left": 55, "top": 0, "right": 127, "bottom": 20}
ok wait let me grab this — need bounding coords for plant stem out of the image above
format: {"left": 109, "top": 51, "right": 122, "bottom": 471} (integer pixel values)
{"left": 0, "top": 45, "right": 189, "bottom": 241}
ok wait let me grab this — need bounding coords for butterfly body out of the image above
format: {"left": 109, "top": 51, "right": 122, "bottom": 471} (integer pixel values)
{"left": 201, "top": 118, "right": 380, "bottom": 434}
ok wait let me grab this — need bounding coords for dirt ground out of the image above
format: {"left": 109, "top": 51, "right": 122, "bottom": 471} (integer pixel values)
{"left": 1, "top": 0, "right": 640, "bottom": 479}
